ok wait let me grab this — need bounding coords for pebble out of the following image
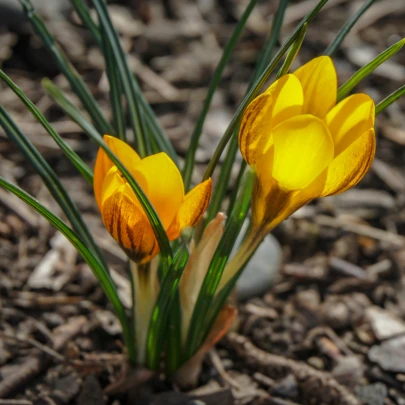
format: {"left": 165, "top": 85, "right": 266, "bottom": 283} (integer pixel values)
{"left": 355, "top": 383, "right": 387, "bottom": 405}
{"left": 366, "top": 306, "right": 405, "bottom": 340}
{"left": 236, "top": 227, "right": 282, "bottom": 301}
{"left": 369, "top": 335, "right": 405, "bottom": 373}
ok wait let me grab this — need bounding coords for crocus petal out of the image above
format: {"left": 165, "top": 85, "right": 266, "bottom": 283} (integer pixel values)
{"left": 270, "top": 115, "right": 334, "bottom": 190}
{"left": 293, "top": 56, "right": 337, "bottom": 118}
{"left": 133, "top": 152, "right": 184, "bottom": 230}
{"left": 167, "top": 178, "right": 212, "bottom": 239}
{"left": 239, "top": 74, "right": 303, "bottom": 165}
{"left": 319, "top": 128, "right": 376, "bottom": 197}
{"left": 101, "top": 183, "right": 158, "bottom": 263}
{"left": 94, "top": 135, "right": 141, "bottom": 210}
{"left": 325, "top": 93, "right": 375, "bottom": 156}
{"left": 100, "top": 166, "right": 127, "bottom": 208}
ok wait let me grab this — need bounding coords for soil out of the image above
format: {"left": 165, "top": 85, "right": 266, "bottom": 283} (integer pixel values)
{"left": 1, "top": 0, "right": 405, "bottom": 404}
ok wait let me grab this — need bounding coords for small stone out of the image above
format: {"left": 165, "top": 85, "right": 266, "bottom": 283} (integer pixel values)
{"left": 369, "top": 335, "right": 405, "bottom": 372}
{"left": 236, "top": 226, "right": 282, "bottom": 300}
{"left": 332, "top": 356, "right": 364, "bottom": 387}
{"left": 355, "top": 383, "right": 387, "bottom": 405}
{"left": 321, "top": 300, "right": 351, "bottom": 330}
{"left": 271, "top": 374, "right": 299, "bottom": 399}
{"left": 366, "top": 306, "right": 405, "bottom": 340}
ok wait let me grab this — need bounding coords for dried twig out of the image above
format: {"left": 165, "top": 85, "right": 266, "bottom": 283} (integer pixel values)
{"left": 227, "top": 333, "right": 360, "bottom": 405}
{"left": 0, "top": 316, "right": 87, "bottom": 398}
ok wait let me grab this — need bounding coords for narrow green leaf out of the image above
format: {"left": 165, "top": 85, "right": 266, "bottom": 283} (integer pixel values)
{"left": 182, "top": 0, "right": 259, "bottom": 191}
{"left": 165, "top": 294, "right": 183, "bottom": 374}
{"left": 0, "top": 105, "right": 109, "bottom": 273}
{"left": 376, "top": 84, "right": 405, "bottom": 114}
{"left": 70, "top": 0, "right": 126, "bottom": 140}
{"left": 19, "top": 0, "right": 113, "bottom": 135}
{"left": 70, "top": 0, "right": 102, "bottom": 46}
{"left": 276, "top": 23, "right": 307, "bottom": 79}
{"left": 254, "top": 0, "right": 290, "bottom": 82}
{"left": 146, "top": 245, "right": 189, "bottom": 370}
{"left": 226, "top": 161, "right": 247, "bottom": 218}
{"left": 91, "top": 0, "right": 149, "bottom": 156}
{"left": 0, "top": 70, "right": 93, "bottom": 184}
{"left": 337, "top": 38, "right": 405, "bottom": 101}
{"left": 202, "top": 0, "right": 329, "bottom": 181}
{"left": 70, "top": 0, "right": 178, "bottom": 162}
{"left": 101, "top": 25, "right": 126, "bottom": 141}
{"left": 206, "top": 132, "right": 239, "bottom": 223}
{"left": 324, "top": 0, "right": 379, "bottom": 57}
{"left": 0, "top": 177, "right": 136, "bottom": 365}
{"left": 186, "top": 170, "right": 255, "bottom": 358}
{"left": 42, "top": 78, "right": 104, "bottom": 144}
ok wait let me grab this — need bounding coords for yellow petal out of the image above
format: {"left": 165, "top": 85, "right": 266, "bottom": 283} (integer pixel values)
{"left": 325, "top": 93, "right": 375, "bottom": 156}
{"left": 167, "top": 178, "right": 212, "bottom": 239}
{"left": 270, "top": 115, "right": 334, "bottom": 190}
{"left": 239, "top": 74, "right": 303, "bottom": 165}
{"left": 94, "top": 135, "right": 141, "bottom": 210}
{"left": 133, "top": 152, "right": 184, "bottom": 230}
{"left": 100, "top": 166, "right": 127, "bottom": 208}
{"left": 102, "top": 183, "right": 158, "bottom": 263}
{"left": 293, "top": 56, "right": 337, "bottom": 118}
{"left": 319, "top": 128, "right": 376, "bottom": 197}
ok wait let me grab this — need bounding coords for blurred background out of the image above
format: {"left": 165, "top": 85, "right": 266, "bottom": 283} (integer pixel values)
{"left": 1, "top": 0, "right": 405, "bottom": 403}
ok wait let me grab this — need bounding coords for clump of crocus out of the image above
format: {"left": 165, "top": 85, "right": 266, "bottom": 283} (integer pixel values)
{"left": 221, "top": 56, "right": 375, "bottom": 287}
{"left": 94, "top": 135, "right": 212, "bottom": 264}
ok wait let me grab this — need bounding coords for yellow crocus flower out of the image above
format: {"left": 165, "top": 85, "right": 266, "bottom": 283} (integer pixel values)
{"left": 240, "top": 55, "right": 375, "bottom": 232}
{"left": 220, "top": 56, "right": 375, "bottom": 289}
{"left": 94, "top": 135, "right": 212, "bottom": 264}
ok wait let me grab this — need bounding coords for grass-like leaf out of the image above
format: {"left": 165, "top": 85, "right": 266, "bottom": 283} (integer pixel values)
{"left": 182, "top": 0, "right": 259, "bottom": 191}
{"left": 337, "top": 38, "right": 405, "bottom": 101}
{"left": 324, "top": 0, "right": 379, "bottom": 56}
{"left": 146, "top": 245, "right": 189, "bottom": 370}
{"left": 276, "top": 23, "right": 307, "bottom": 78}
{"left": 254, "top": 0, "right": 290, "bottom": 82}
{"left": 0, "top": 177, "right": 135, "bottom": 364}
{"left": 185, "top": 170, "right": 255, "bottom": 358}
{"left": 0, "top": 70, "right": 93, "bottom": 184}
{"left": 91, "top": 0, "right": 148, "bottom": 156}
{"left": 19, "top": 0, "right": 113, "bottom": 136}
{"left": 202, "top": 0, "right": 329, "bottom": 181}
{"left": 0, "top": 105, "right": 110, "bottom": 273}
{"left": 101, "top": 26, "right": 126, "bottom": 141}
{"left": 70, "top": 0, "right": 178, "bottom": 162}
{"left": 42, "top": 78, "right": 104, "bottom": 144}
{"left": 70, "top": 0, "right": 102, "bottom": 46}
{"left": 376, "top": 84, "right": 405, "bottom": 114}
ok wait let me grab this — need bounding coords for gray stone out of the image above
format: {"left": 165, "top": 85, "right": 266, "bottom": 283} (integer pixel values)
{"left": 236, "top": 224, "right": 282, "bottom": 300}
{"left": 355, "top": 383, "right": 387, "bottom": 405}
{"left": 369, "top": 335, "right": 405, "bottom": 372}
{"left": 366, "top": 306, "right": 405, "bottom": 340}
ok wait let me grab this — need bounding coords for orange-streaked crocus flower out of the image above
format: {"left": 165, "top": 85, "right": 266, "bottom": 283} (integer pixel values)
{"left": 94, "top": 135, "right": 212, "bottom": 264}
{"left": 220, "top": 56, "right": 375, "bottom": 288}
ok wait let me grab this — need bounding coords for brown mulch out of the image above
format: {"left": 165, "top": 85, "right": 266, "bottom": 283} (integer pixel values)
{"left": 1, "top": 0, "right": 405, "bottom": 404}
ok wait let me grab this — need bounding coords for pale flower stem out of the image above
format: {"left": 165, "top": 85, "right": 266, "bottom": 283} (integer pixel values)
{"left": 219, "top": 225, "right": 267, "bottom": 290}
{"left": 130, "top": 259, "right": 159, "bottom": 365}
